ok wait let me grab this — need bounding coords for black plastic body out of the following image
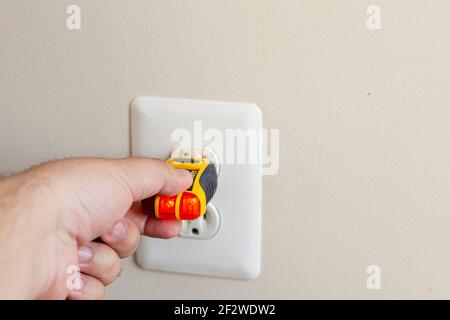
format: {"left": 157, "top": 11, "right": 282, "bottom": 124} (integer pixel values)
{"left": 199, "top": 163, "right": 218, "bottom": 204}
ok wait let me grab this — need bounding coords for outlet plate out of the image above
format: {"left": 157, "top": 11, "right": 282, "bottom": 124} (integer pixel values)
{"left": 131, "top": 96, "right": 262, "bottom": 279}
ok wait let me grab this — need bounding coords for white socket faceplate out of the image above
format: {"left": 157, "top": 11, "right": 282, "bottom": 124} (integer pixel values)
{"left": 131, "top": 97, "right": 262, "bottom": 279}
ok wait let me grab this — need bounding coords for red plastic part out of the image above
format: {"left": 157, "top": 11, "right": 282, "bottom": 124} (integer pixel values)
{"left": 157, "top": 195, "right": 177, "bottom": 220}
{"left": 179, "top": 192, "right": 201, "bottom": 220}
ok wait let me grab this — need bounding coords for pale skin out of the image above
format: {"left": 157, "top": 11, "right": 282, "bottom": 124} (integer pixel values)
{"left": 0, "top": 158, "right": 193, "bottom": 299}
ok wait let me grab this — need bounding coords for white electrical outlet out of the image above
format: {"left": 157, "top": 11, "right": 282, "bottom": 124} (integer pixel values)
{"left": 179, "top": 203, "right": 221, "bottom": 240}
{"left": 131, "top": 96, "right": 262, "bottom": 279}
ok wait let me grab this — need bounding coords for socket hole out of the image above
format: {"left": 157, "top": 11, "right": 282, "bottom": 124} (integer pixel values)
{"left": 192, "top": 228, "right": 199, "bottom": 235}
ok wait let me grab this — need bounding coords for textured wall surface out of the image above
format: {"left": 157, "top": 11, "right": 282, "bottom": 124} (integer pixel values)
{"left": 1, "top": 1, "right": 450, "bottom": 299}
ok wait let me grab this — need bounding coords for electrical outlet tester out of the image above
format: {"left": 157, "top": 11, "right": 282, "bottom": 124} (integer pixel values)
{"left": 154, "top": 155, "right": 218, "bottom": 220}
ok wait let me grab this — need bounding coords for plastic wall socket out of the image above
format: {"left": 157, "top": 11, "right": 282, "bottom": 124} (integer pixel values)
{"left": 131, "top": 96, "right": 262, "bottom": 280}
{"left": 179, "top": 203, "right": 221, "bottom": 240}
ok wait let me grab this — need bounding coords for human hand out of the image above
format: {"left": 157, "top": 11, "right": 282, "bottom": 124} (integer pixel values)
{"left": 0, "top": 158, "right": 193, "bottom": 299}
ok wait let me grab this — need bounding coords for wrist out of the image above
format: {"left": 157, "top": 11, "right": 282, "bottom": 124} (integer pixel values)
{"left": 0, "top": 172, "right": 59, "bottom": 299}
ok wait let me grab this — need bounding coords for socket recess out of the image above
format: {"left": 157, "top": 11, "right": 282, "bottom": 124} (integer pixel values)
{"left": 179, "top": 203, "right": 221, "bottom": 240}
{"left": 131, "top": 96, "right": 262, "bottom": 279}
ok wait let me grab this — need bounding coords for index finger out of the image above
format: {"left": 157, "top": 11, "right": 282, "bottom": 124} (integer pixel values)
{"left": 126, "top": 201, "right": 182, "bottom": 239}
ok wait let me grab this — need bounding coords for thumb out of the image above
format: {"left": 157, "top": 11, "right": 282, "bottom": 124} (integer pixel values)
{"left": 40, "top": 157, "right": 192, "bottom": 243}
{"left": 113, "top": 157, "right": 193, "bottom": 201}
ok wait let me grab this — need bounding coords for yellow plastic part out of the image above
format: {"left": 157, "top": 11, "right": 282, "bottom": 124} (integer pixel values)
{"left": 154, "top": 156, "right": 209, "bottom": 220}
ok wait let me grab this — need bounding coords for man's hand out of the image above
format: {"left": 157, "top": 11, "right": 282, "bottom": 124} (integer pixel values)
{"left": 0, "top": 158, "right": 193, "bottom": 299}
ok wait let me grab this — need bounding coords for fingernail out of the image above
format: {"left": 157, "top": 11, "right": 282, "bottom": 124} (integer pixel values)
{"left": 178, "top": 169, "right": 193, "bottom": 183}
{"left": 108, "top": 221, "right": 126, "bottom": 241}
{"left": 78, "top": 246, "right": 94, "bottom": 263}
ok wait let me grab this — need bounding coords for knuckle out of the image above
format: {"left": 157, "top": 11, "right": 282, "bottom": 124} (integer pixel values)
{"left": 110, "top": 260, "right": 122, "bottom": 282}
{"left": 120, "top": 220, "right": 140, "bottom": 253}
{"left": 102, "top": 260, "right": 121, "bottom": 285}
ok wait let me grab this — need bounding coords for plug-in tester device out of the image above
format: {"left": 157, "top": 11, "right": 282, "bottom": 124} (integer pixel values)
{"left": 154, "top": 156, "right": 218, "bottom": 220}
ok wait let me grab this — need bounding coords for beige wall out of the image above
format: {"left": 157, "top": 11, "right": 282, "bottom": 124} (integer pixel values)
{"left": 2, "top": 0, "right": 450, "bottom": 299}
